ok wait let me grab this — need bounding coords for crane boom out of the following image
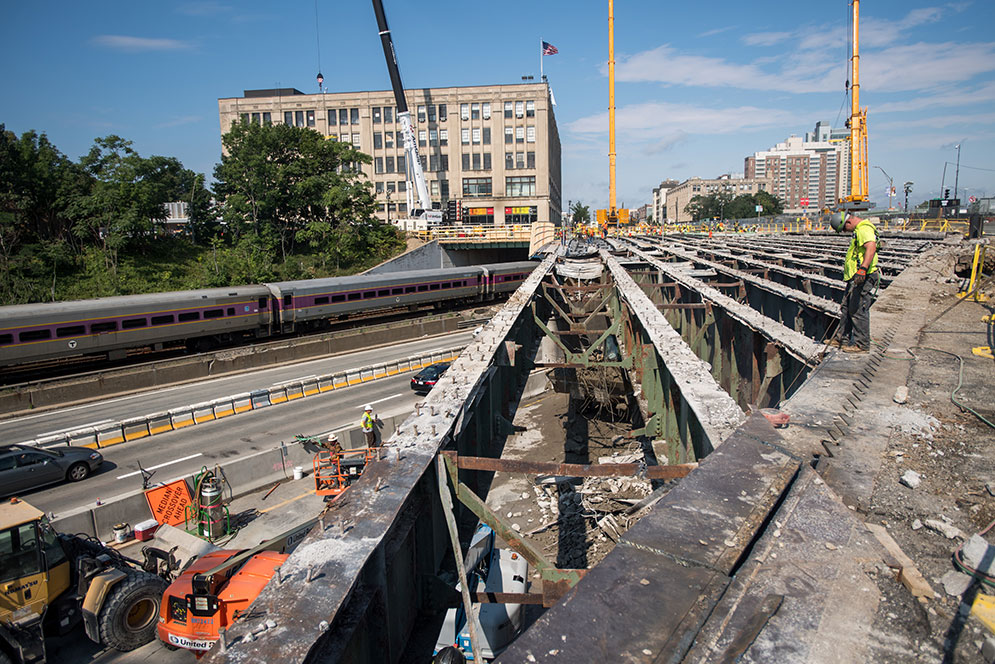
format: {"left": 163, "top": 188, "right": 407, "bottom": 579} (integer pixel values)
{"left": 842, "top": 0, "right": 869, "bottom": 209}
{"left": 371, "top": 0, "right": 437, "bottom": 221}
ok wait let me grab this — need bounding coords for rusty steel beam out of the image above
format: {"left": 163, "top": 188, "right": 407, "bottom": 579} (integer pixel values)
{"left": 446, "top": 452, "right": 698, "bottom": 480}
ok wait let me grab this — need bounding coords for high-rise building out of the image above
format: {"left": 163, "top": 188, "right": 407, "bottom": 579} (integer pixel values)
{"left": 217, "top": 83, "right": 561, "bottom": 226}
{"left": 745, "top": 122, "right": 847, "bottom": 214}
{"left": 652, "top": 179, "right": 680, "bottom": 223}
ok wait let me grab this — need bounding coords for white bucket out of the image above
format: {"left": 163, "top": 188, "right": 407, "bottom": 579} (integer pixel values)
{"left": 113, "top": 523, "right": 130, "bottom": 543}
{"left": 293, "top": 466, "right": 304, "bottom": 481}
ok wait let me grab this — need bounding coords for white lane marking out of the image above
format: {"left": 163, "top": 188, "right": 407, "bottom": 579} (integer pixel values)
{"left": 116, "top": 453, "right": 203, "bottom": 479}
{"left": 366, "top": 393, "right": 403, "bottom": 407}
{"left": 2, "top": 333, "right": 471, "bottom": 428}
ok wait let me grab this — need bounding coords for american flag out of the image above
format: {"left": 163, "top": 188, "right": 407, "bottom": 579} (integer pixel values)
{"left": 541, "top": 41, "right": 558, "bottom": 56}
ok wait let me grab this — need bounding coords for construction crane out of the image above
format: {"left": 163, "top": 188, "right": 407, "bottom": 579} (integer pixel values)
{"left": 371, "top": 0, "right": 442, "bottom": 227}
{"left": 840, "top": 0, "right": 870, "bottom": 211}
{"left": 596, "top": 0, "right": 628, "bottom": 232}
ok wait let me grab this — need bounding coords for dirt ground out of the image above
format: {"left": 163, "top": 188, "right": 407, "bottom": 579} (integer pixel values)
{"left": 864, "top": 281, "right": 995, "bottom": 662}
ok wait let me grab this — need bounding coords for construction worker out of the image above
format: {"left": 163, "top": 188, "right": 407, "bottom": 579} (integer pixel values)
{"left": 830, "top": 211, "right": 879, "bottom": 352}
{"left": 321, "top": 433, "right": 342, "bottom": 456}
{"left": 361, "top": 405, "right": 377, "bottom": 447}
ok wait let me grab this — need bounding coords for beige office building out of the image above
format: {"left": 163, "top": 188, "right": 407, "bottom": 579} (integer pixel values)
{"left": 666, "top": 175, "right": 770, "bottom": 223}
{"left": 218, "top": 83, "right": 561, "bottom": 226}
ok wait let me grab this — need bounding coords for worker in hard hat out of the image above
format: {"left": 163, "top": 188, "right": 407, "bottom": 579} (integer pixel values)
{"left": 829, "top": 211, "right": 879, "bottom": 352}
{"left": 361, "top": 405, "right": 377, "bottom": 447}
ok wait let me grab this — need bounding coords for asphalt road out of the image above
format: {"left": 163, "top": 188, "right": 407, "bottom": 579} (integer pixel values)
{"left": 6, "top": 331, "right": 471, "bottom": 518}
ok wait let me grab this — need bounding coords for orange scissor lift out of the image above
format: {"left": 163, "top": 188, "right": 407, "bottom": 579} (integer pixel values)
{"left": 313, "top": 448, "right": 375, "bottom": 497}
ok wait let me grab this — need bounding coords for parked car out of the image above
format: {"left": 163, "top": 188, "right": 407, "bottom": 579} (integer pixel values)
{"left": 0, "top": 444, "right": 104, "bottom": 496}
{"left": 411, "top": 362, "right": 451, "bottom": 394}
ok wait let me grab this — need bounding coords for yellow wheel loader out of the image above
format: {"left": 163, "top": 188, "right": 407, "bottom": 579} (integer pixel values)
{"left": 0, "top": 499, "right": 171, "bottom": 663}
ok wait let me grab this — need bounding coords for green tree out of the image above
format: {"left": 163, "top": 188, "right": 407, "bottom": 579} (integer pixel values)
{"left": 754, "top": 190, "right": 783, "bottom": 216}
{"left": 569, "top": 201, "right": 591, "bottom": 223}
{"left": 213, "top": 120, "right": 390, "bottom": 268}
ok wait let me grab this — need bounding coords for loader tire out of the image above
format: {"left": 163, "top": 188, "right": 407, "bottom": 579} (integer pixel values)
{"left": 98, "top": 571, "right": 168, "bottom": 651}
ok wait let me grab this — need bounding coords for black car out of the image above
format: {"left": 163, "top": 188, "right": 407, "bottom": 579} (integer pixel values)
{"left": 0, "top": 444, "right": 104, "bottom": 497}
{"left": 410, "top": 362, "right": 450, "bottom": 394}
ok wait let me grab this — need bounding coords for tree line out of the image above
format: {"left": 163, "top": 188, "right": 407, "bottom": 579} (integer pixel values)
{"left": 684, "top": 190, "right": 784, "bottom": 222}
{"left": 0, "top": 120, "right": 403, "bottom": 305}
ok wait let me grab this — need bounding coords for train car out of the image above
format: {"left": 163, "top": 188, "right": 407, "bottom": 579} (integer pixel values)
{"left": 0, "top": 286, "right": 273, "bottom": 368}
{"left": 267, "top": 265, "right": 486, "bottom": 334}
{"left": 479, "top": 261, "right": 537, "bottom": 296}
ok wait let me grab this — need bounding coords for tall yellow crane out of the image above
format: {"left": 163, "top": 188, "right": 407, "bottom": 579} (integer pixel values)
{"left": 841, "top": 0, "right": 870, "bottom": 210}
{"left": 597, "top": 0, "right": 628, "bottom": 231}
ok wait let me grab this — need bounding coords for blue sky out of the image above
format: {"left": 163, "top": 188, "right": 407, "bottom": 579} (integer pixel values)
{"left": 3, "top": 1, "right": 994, "bottom": 211}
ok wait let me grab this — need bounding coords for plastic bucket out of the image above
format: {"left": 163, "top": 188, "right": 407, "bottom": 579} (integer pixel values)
{"left": 113, "top": 523, "right": 130, "bottom": 543}
{"left": 293, "top": 466, "right": 304, "bottom": 481}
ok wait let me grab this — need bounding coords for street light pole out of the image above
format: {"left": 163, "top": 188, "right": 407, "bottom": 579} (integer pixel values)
{"left": 903, "top": 181, "right": 913, "bottom": 213}
{"left": 953, "top": 144, "right": 962, "bottom": 201}
{"left": 874, "top": 165, "right": 893, "bottom": 210}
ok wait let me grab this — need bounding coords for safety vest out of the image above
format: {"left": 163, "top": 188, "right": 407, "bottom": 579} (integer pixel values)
{"left": 362, "top": 411, "right": 374, "bottom": 431}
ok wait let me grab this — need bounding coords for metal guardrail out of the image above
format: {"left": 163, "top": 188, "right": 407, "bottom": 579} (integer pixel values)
{"left": 18, "top": 345, "right": 467, "bottom": 451}
{"left": 413, "top": 226, "right": 533, "bottom": 242}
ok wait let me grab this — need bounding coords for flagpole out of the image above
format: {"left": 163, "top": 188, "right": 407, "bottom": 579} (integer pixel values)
{"left": 540, "top": 37, "right": 544, "bottom": 80}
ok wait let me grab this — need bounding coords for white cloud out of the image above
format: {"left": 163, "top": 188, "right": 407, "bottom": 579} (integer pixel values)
{"left": 863, "top": 41, "right": 995, "bottom": 92}
{"left": 700, "top": 26, "right": 738, "bottom": 38}
{"left": 875, "top": 81, "right": 995, "bottom": 113}
{"left": 568, "top": 101, "right": 800, "bottom": 139}
{"left": 92, "top": 35, "right": 192, "bottom": 52}
{"left": 742, "top": 32, "right": 793, "bottom": 47}
{"left": 877, "top": 112, "right": 995, "bottom": 131}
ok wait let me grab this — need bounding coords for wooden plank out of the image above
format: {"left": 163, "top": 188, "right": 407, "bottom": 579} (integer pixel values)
{"left": 865, "top": 523, "right": 934, "bottom": 599}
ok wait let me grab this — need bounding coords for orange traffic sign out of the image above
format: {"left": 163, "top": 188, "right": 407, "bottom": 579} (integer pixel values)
{"left": 144, "top": 479, "right": 193, "bottom": 526}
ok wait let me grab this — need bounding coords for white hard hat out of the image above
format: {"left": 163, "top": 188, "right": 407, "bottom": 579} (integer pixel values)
{"left": 327, "top": 434, "right": 338, "bottom": 442}
{"left": 364, "top": 404, "right": 373, "bottom": 411}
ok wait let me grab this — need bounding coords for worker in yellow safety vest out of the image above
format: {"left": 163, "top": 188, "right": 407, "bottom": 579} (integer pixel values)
{"left": 362, "top": 405, "right": 377, "bottom": 447}
{"left": 829, "top": 211, "right": 879, "bottom": 353}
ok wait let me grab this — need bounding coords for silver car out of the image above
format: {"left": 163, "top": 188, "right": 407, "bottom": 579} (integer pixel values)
{"left": 0, "top": 444, "right": 104, "bottom": 496}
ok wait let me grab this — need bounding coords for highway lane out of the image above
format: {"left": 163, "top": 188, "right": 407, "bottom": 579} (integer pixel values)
{"left": 19, "top": 372, "right": 424, "bottom": 518}
{"left": 1, "top": 330, "right": 471, "bottom": 443}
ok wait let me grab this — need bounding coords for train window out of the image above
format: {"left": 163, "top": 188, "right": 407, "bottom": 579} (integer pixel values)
{"left": 417, "top": 285, "right": 428, "bottom": 292}
{"left": 363, "top": 291, "right": 375, "bottom": 299}
{"left": 258, "top": 298, "right": 267, "bottom": 309}
{"left": 122, "top": 318, "right": 147, "bottom": 329}
{"left": 19, "top": 329, "right": 52, "bottom": 342}
{"left": 178, "top": 312, "right": 200, "bottom": 322}
{"left": 331, "top": 294, "right": 345, "bottom": 303}
{"left": 91, "top": 321, "right": 117, "bottom": 333}
{"left": 204, "top": 309, "right": 224, "bottom": 319}
{"left": 283, "top": 295, "right": 293, "bottom": 307}
{"left": 377, "top": 289, "right": 389, "bottom": 297}
{"left": 0, "top": 333, "right": 12, "bottom": 346}
{"left": 315, "top": 296, "right": 330, "bottom": 305}
{"left": 56, "top": 325, "right": 86, "bottom": 337}
{"left": 429, "top": 283, "right": 440, "bottom": 291}
{"left": 405, "top": 286, "right": 416, "bottom": 294}
{"left": 226, "top": 308, "right": 235, "bottom": 316}
{"left": 151, "top": 315, "right": 174, "bottom": 325}
{"left": 347, "top": 292, "right": 362, "bottom": 301}
{"left": 391, "top": 288, "right": 403, "bottom": 295}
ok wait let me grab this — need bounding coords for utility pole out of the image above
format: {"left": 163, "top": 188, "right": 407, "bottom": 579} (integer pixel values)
{"left": 953, "top": 144, "right": 962, "bottom": 201}
{"left": 903, "top": 181, "right": 913, "bottom": 213}
{"left": 875, "top": 166, "right": 893, "bottom": 210}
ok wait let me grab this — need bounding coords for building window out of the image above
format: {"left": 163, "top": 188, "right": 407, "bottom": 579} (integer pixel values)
{"left": 352, "top": 133, "right": 360, "bottom": 148}
{"left": 294, "top": 110, "right": 305, "bottom": 127}
{"left": 504, "top": 101, "right": 513, "bottom": 119}
{"left": 515, "top": 101, "right": 524, "bottom": 118}
{"left": 430, "top": 154, "right": 439, "bottom": 171}
{"left": 373, "top": 107, "right": 381, "bottom": 123}
{"left": 482, "top": 102, "right": 491, "bottom": 120}
{"left": 463, "top": 177, "right": 492, "bottom": 197}
{"left": 262, "top": 112, "right": 271, "bottom": 124}
{"left": 419, "top": 130, "right": 427, "bottom": 147}
{"left": 461, "top": 128, "right": 470, "bottom": 144}
{"left": 428, "top": 105, "right": 436, "bottom": 122}
{"left": 350, "top": 108, "right": 359, "bottom": 124}
{"left": 526, "top": 126, "right": 535, "bottom": 143}
{"left": 386, "top": 156, "right": 395, "bottom": 173}
{"left": 375, "top": 157, "right": 384, "bottom": 173}
{"left": 385, "top": 131, "right": 393, "bottom": 148}
{"left": 504, "top": 175, "right": 535, "bottom": 196}
{"left": 386, "top": 181, "right": 396, "bottom": 193}
{"left": 398, "top": 180, "right": 406, "bottom": 192}
{"left": 483, "top": 152, "right": 491, "bottom": 170}
{"left": 440, "top": 154, "right": 448, "bottom": 171}
{"left": 418, "top": 105, "right": 426, "bottom": 123}
{"left": 307, "top": 110, "right": 316, "bottom": 127}
{"left": 339, "top": 109, "right": 349, "bottom": 125}
{"left": 440, "top": 129, "right": 448, "bottom": 145}
{"left": 384, "top": 106, "right": 393, "bottom": 123}
{"left": 505, "top": 152, "right": 514, "bottom": 169}
{"left": 376, "top": 181, "right": 384, "bottom": 194}
{"left": 439, "top": 104, "right": 447, "bottom": 122}
{"left": 472, "top": 128, "right": 480, "bottom": 144}
{"left": 284, "top": 111, "right": 293, "bottom": 125}
{"left": 471, "top": 103, "right": 480, "bottom": 120}
{"left": 398, "top": 155, "right": 406, "bottom": 173}
{"left": 441, "top": 179, "right": 450, "bottom": 199}
{"left": 460, "top": 103, "right": 469, "bottom": 121}
{"left": 328, "top": 110, "right": 337, "bottom": 126}
{"left": 505, "top": 127, "right": 513, "bottom": 144}
{"left": 431, "top": 180, "right": 440, "bottom": 196}
{"left": 482, "top": 127, "right": 491, "bottom": 145}
{"left": 526, "top": 100, "right": 535, "bottom": 117}
{"left": 516, "top": 127, "right": 525, "bottom": 143}
{"left": 527, "top": 151, "right": 535, "bottom": 168}
{"left": 429, "top": 129, "right": 438, "bottom": 146}
{"left": 462, "top": 153, "right": 470, "bottom": 170}
{"left": 373, "top": 132, "right": 383, "bottom": 149}
{"left": 472, "top": 153, "right": 481, "bottom": 170}
{"left": 516, "top": 152, "right": 525, "bottom": 169}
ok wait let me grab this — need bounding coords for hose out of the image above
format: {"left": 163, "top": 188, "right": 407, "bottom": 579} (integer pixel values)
{"left": 910, "top": 346, "right": 995, "bottom": 430}
{"left": 952, "top": 517, "right": 995, "bottom": 589}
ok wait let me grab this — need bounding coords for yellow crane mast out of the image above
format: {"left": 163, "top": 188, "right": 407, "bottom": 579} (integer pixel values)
{"left": 842, "top": 0, "right": 869, "bottom": 209}
{"left": 596, "top": 0, "right": 628, "bottom": 231}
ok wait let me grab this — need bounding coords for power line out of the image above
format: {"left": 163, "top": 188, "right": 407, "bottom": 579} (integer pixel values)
{"left": 942, "top": 161, "right": 995, "bottom": 173}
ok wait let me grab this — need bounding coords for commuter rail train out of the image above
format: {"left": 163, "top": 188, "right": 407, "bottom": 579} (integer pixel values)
{"left": 0, "top": 261, "right": 537, "bottom": 370}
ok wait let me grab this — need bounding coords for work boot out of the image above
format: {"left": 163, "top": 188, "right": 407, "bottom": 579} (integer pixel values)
{"left": 841, "top": 343, "right": 868, "bottom": 353}
{"left": 826, "top": 337, "right": 843, "bottom": 348}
